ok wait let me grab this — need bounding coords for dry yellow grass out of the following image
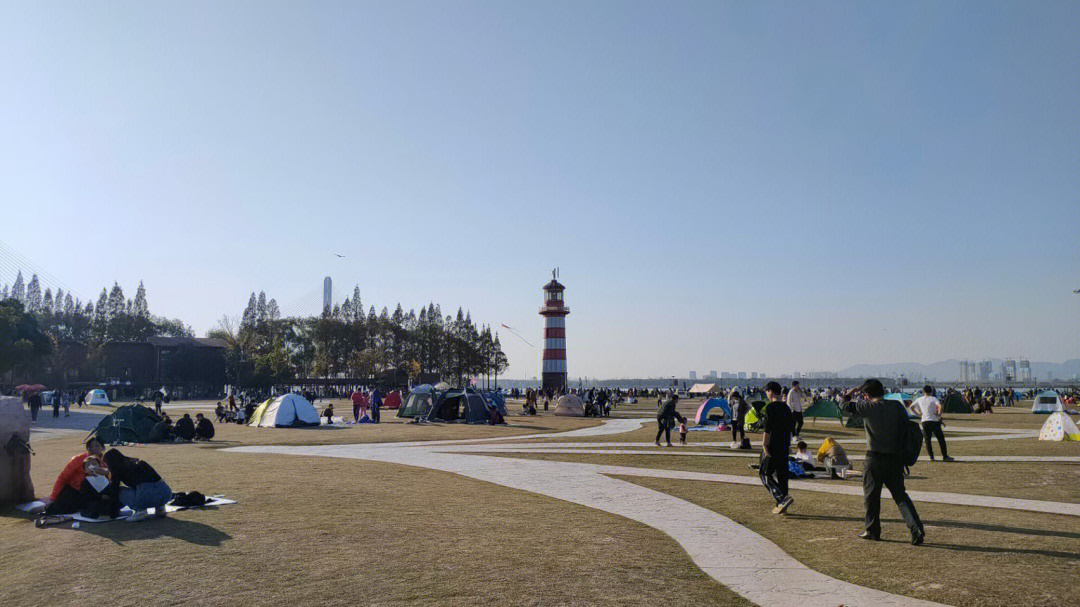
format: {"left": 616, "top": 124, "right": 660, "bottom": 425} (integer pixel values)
{"left": 3, "top": 432, "right": 749, "bottom": 607}
{"left": 618, "top": 475, "right": 1080, "bottom": 607}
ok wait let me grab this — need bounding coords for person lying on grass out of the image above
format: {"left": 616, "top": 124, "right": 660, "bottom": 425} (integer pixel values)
{"left": 102, "top": 449, "right": 172, "bottom": 522}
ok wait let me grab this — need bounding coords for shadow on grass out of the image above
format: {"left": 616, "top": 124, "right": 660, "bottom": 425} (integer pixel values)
{"left": 76, "top": 516, "right": 232, "bottom": 546}
{"left": 788, "top": 513, "right": 1080, "bottom": 540}
{"left": 927, "top": 542, "right": 1080, "bottom": 560}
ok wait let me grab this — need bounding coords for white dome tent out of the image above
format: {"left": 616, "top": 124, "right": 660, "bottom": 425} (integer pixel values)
{"left": 248, "top": 394, "right": 321, "bottom": 428}
{"left": 84, "top": 389, "right": 110, "bottom": 406}
{"left": 1032, "top": 391, "right": 1064, "bottom": 414}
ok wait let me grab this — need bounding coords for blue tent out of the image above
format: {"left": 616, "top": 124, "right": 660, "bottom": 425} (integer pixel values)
{"left": 483, "top": 391, "right": 508, "bottom": 416}
{"left": 885, "top": 392, "right": 919, "bottom": 419}
{"left": 695, "top": 397, "right": 731, "bottom": 425}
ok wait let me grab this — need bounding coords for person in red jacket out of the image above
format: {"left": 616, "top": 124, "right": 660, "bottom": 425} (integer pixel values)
{"left": 42, "top": 437, "right": 112, "bottom": 516}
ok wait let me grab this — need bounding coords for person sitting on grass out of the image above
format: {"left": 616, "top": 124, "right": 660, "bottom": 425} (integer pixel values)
{"left": 149, "top": 416, "right": 174, "bottom": 443}
{"left": 173, "top": 413, "right": 196, "bottom": 441}
{"left": 102, "top": 449, "right": 171, "bottom": 522}
{"left": 214, "top": 402, "right": 226, "bottom": 423}
{"left": 194, "top": 413, "right": 215, "bottom": 441}
{"left": 322, "top": 404, "right": 335, "bottom": 423}
{"left": 793, "top": 441, "right": 821, "bottom": 471}
{"left": 40, "top": 438, "right": 113, "bottom": 517}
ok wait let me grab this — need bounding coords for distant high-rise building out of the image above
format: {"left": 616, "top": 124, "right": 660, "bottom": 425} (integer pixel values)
{"left": 750, "top": 372, "right": 758, "bottom": 379}
{"left": 707, "top": 370, "right": 718, "bottom": 380}
{"left": 323, "top": 276, "right": 332, "bottom": 313}
{"left": 1018, "top": 359, "right": 1032, "bottom": 382}
{"left": 978, "top": 360, "right": 992, "bottom": 381}
{"left": 959, "top": 360, "right": 977, "bottom": 383}
{"left": 1001, "top": 359, "right": 1018, "bottom": 383}
{"left": 689, "top": 371, "right": 697, "bottom": 380}
{"left": 737, "top": 372, "right": 747, "bottom": 379}
{"left": 721, "top": 372, "right": 734, "bottom": 380}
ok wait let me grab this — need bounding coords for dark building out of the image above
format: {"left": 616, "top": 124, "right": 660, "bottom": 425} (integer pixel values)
{"left": 101, "top": 337, "right": 227, "bottom": 390}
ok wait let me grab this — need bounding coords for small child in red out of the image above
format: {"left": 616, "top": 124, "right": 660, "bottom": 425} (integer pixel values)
{"left": 678, "top": 422, "right": 687, "bottom": 444}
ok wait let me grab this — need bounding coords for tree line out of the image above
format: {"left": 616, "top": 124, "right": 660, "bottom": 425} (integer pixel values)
{"left": 207, "top": 285, "right": 509, "bottom": 388}
{"left": 1, "top": 271, "right": 508, "bottom": 389}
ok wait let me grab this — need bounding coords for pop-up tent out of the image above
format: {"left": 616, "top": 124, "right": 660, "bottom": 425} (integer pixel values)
{"left": 553, "top": 394, "right": 585, "bottom": 417}
{"left": 398, "top": 385, "right": 437, "bottom": 418}
{"left": 483, "top": 392, "right": 508, "bottom": 416}
{"left": 248, "top": 394, "right": 321, "bottom": 428}
{"left": 943, "top": 393, "right": 972, "bottom": 414}
{"left": 695, "top": 398, "right": 730, "bottom": 425}
{"left": 84, "top": 389, "right": 110, "bottom": 406}
{"left": 87, "top": 404, "right": 163, "bottom": 444}
{"left": 804, "top": 399, "right": 844, "bottom": 423}
{"left": 1038, "top": 412, "right": 1080, "bottom": 441}
{"left": 885, "top": 393, "right": 919, "bottom": 419}
{"left": 1032, "top": 391, "right": 1064, "bottom": 414}
{"left": 426, "top": 389, "right": 492, "bottom": 423}
{"left": 384, "top": 391, "right": 402, "bottom": 410}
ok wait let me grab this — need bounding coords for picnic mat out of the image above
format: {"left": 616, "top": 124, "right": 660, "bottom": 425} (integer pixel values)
{"left": 16, "top": 497, "right": 237, "bottom": 523}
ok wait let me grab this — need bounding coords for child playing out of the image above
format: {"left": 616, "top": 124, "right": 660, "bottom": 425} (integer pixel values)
{"left": 678, "top": 421, "right": 687, "bottom": 445}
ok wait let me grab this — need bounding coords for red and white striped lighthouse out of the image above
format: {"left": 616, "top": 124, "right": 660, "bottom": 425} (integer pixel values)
{"left": 540, "top": 269, "right": 569, "bottom": 392}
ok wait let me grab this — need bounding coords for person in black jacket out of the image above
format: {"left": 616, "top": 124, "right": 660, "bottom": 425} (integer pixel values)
{"left": 841, "top": 379, "right": 924, "bottom": 545}
{"left": 102, "top": 449, "right": 171, "bottom": 521}
{"left": 194, "top": 413, "right": 215, "bottom": 440}
{"left": 173, "top": 414, "right": 196, "bottom": 441}
{"left": 654, "top": 391, "right": 684, "bottom": 447}
{"left": 730, "top": 391, "right": 749, "bottom": 444}
{"left": 760, "top": 382, "right": 794, "bottom": 514}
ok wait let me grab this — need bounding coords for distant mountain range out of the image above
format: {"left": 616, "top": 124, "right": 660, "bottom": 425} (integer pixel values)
{"left": 837, "top": 359, "right": 1080, "bottom": 382}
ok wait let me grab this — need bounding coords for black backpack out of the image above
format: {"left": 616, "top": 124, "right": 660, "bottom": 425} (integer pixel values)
{"left": 901, "top": 418, "right": 923, "bottom": 467}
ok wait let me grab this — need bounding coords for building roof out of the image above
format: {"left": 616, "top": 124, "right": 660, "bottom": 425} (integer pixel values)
{"left": 544, "top": 279, "right": 565, "bottom": 291}
{"left": 146, "top": 336, "right": 228, "bottom": 349}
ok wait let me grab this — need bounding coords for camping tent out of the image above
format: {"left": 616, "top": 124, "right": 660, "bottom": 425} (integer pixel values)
{"left": 804, "top": 399, "right": 844, "bottom": 423}
{"left": 426, "top": 389, "right": 492, "bottom": 423}
{"left": 1038, "top": 412, "right": 1080, "bottom": 441}
{"left": 695, "top": 398, "right": 730, "bottom": 425}
{"left": 553, "top": 394, "right": 585, "bottom": 417}
{"left": 248, "top": 394, "right": 321, "bottom": 428}
{"left": 943, "top": 393, "right": 972, "bottom": 414}
{"left": 689, "top": 383, "right": 721, "bottom": 396}
{"left": 884, "top": 393, "right": 919, "bottom": 419}
{"left": 398, "top": 385, "right": 437, "bottom": 418}
{"left": 384, "top": 391, "right": 402, "bottom": 410}
{"left": 87, "top": 404, "right": 163, "bottom": 444}
{"left": 84, "top": 389, "right": 110, "bottom": 406}
{"left": 1032, "top": 391, "right": 1064, "bottom": 414}
{"left": 483, "top": 391, "right": 508, "bottom": 416}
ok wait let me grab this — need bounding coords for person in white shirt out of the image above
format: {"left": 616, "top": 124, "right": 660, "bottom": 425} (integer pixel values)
{"left": 787, "top": 381, "right": 805, "bottom": 438}
{"left": 910, "top": 385, "right": 953, "bottom": 462}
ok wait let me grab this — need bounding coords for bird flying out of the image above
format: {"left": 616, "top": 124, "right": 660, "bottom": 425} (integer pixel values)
{"left": 334, "top": 254, "right": 345, "bottom": 258}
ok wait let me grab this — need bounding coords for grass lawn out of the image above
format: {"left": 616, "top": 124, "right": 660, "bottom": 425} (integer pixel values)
{"left": 3, "top": 433, "right": 749, "bottom": 607}
{"left": 619, "top": 475, "right": 1080, "bottom": 607}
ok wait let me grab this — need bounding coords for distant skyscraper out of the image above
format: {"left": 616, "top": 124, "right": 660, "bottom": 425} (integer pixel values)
{"left": 323, "top": 276, "right": 332, "bottom": 313}
{"left": 751, "top": 372, "right": 758, "bottom": 379}
{"left": 737, "top": 372, "right": 747, "bottom": 379}
{"left": 978, "top": 360, "right": 992, "bottom": 381}
{"left": 1019, "top": 359, "right": 1032, "bottom": 382}
{"left": 689, "top": 371, "right": 697, "bottom": 380}
{"left": 708, "top": 370, "right": 718, "bottom": 380}
{"left": 1001, "top": 359, "right": 1018, "bottom": 383}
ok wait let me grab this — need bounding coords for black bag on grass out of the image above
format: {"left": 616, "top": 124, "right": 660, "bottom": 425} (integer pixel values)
{"left": 170, "top": 491, "right": 208, "bottom": 508}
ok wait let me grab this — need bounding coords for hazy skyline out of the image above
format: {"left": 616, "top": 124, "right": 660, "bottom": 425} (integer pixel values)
{"left": 2, "top": 2, "right": 1078, "bottom": 379}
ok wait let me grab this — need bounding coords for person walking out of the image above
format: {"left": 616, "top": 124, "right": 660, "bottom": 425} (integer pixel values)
{"left": 841, "top": 379, "right": 925, "bottom": 545}
{"left": 760, "top": 382, "right": 794, "bottom": 514}
{"left": 370, "top": 386, "right": 383, "bottom": 423}
{"left": 654, "top": 391, "right": 683, "bottom": 447}
{"left": 910, "top": 385, "right": 953, "bottom": 462}
{"left": 51, "top": 391, "right": 61, "bottom": 418}
{"left": 27, "top": 390, "right": 42, "bottom": 423}
{"left": 787, "top": 380, "right": 805, "bottom": 439}
{"left": 61, "top": 390, "right": 71, "bottom": 417}
{"left": 730, "top": 391, "right": 749, "bottom": 446}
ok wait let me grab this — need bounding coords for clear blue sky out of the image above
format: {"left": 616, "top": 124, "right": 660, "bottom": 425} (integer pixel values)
{"left": 2, "top": 2, "right": 1078, "bottom": 378}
